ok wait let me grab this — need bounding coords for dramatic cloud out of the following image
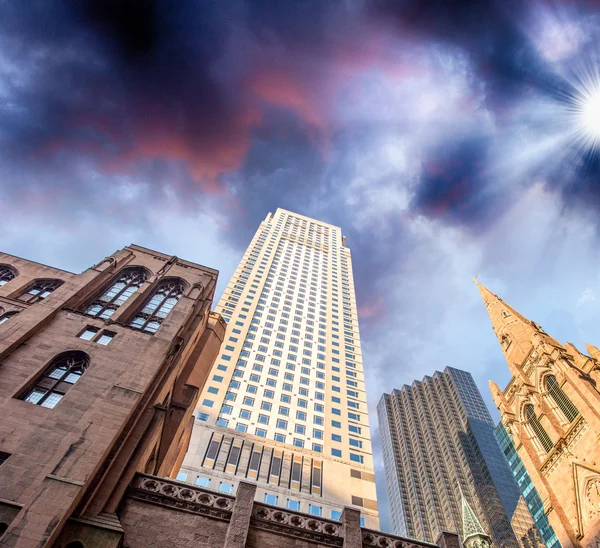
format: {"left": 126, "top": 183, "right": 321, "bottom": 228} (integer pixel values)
{"left": 2, "top": 0, "right": 600, "bottom": 532}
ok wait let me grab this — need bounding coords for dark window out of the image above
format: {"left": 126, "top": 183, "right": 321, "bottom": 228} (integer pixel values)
{"left": 85, "top": 267, "right": 148, "bottom": 319}
{"left": 0, "top": 311, "right": 18, "bottom": 325}
{"left": 525, "top": 404, "right": 554, "bottom": 453}
{"left": 130, "top": 278, "right": 186, "bottom": 333}
{"left": 0, "top": 451, "right": 10, "bottom": 466}
{"left": 22, "top": 352, "right": 89, "bottom": 409}
{"left": 19, "top": 279, "right": 63, "bottom": 304}
{"left": 0, "top": 265, "right": 17, "bottom": 286}
{"left": 546, "top": 375, "right": 579, "bottom": 423}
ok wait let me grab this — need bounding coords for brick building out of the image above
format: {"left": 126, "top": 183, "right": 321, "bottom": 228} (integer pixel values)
{"left": 0, "top": 244, "right": 461, "bottom": 548}
{"left": 478, "top": 281, "right": 600, "bottom": 548}
{"left": 0, "top": 245, "right": 226, "bottom": 546}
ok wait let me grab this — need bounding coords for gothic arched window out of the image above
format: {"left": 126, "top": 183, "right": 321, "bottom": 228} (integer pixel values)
{"left": 545, "top": 375, "right": 579, "bottom": 423}
{"left": 130, "top": 278, "right": 186, "bottom": 333}
{"left": 85, "top": 267, "right": 149, "bottom": 319}
{"left": 22, "top": 351, "right": 89, "bottom": 409}
{"left": 525, "top": 404, "right": 553, "bottom": 453}
{"left": 19, "top": 279, "right": 63, "bottom": 304}
{"left": 0, "top": 265, "right": 17, "bottom": 286}
{"left": 0, "top": 311, "right": 19, "bottom": 325}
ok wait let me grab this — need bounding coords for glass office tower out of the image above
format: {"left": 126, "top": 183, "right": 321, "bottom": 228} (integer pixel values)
{"left": 179, "top": 208, "right": 379, "bottom": 527}
{"left": 495, "top": 423, "right": 561, "bottom": 548}
{"left": 378, "top": 367, "right": 542, "bottom": 547}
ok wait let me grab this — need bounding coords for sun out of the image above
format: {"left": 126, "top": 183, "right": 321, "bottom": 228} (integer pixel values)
{"left": 567, "top": 64, "right": 600, "bottom": 156}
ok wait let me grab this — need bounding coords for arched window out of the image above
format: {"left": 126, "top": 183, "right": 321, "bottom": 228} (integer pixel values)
{"left": 545, "top": 375, "right": 579, "bottom": 423}
{"left": 130, "top": 278, "right": 186, "bottom": 333}
{"left": 0, "top": 265, "right": 17, "bottom": 286}
{"left": 22, "top": 351, "right": 89, "bottom": 409}
{"left": 524, "top": 404, "right": 553, "bottom": 453}
{"left": 0, "top": 311, "right": 19, "bottom": 325}
{"left": 19, "top": 279, "right": 63, "bottom": 304}
{"left": 85, "top": 267, "right": 149, "bottom": 319}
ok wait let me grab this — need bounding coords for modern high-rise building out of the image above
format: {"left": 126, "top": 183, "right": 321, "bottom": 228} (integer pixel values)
{"left": 179, "top": 209, "right": 379, "bottom": 527}
{"left": 495, "top": 422, "right": 561, "bottom": 548}
{"left": 378, "top": 366, "right": 542, "bottom": 547}
{"left": 479, "top": 281, "right": 600, "bottom": 548}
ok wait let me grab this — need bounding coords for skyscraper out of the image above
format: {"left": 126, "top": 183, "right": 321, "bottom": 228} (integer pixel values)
{"left": 179, "top": 209, "right": 379, "bottom": 527}
{"left": 479, "top": 281, "right": 600, "bottom": 548}
{"left": 378, "top": 366, "right": 541, "bottom": 547}
{"left": 495, "top": 423, "right": 561, "bottom": 548}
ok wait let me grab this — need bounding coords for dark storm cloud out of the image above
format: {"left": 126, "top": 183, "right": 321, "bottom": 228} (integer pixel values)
{"left": 369, "top": 0, "right": 561, "bottom": 107}
{"left": 412, "top": 136, "right": 509, "bottom": 228}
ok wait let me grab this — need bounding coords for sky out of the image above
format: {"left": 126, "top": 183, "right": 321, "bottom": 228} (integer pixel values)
{"left": 2, "top": 0, "right": 600, "bottom": 532}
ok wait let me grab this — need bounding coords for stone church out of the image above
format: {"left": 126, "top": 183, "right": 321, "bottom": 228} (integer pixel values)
{"left": 480, "top": 282, "right": 600, "bottom": 548}
{"left": 0, "top": 245, "right": 459, "bottom": 548}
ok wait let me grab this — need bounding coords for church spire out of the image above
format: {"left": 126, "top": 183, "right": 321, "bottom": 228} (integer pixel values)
{"left": 459, "top": 487, "right": 492, "bottom": 548}
{"left": 475, "top": 280, "right": 561, "bottom": 381}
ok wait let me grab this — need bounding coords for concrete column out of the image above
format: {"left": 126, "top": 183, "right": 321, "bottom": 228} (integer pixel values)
{"left": 224, "top": 480, "right": 256, "bottom": 548}
{"left": 436, "top": 531, "right": 461, "bottom": 548}
{"left": 341, "top": 506, "right": 362, "bottom": 548}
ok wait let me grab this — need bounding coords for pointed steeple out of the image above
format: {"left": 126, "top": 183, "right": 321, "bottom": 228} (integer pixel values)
{"left": 459, "top": 487, "right": 492, "bottom": 548}
{"left": 476, "top": 280, "right": 561, "bottom": 380}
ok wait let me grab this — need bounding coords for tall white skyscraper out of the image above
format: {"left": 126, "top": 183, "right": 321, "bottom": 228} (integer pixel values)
{"left": 179, "top": 208, "right": 379, "bottom": 527}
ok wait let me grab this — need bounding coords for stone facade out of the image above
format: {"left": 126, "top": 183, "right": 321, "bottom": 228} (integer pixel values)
{"left": 0, "top": 245, "right": 226, "bottom": 546}
{"left": 479, "top": 282, "right": 600, "bottom": 548}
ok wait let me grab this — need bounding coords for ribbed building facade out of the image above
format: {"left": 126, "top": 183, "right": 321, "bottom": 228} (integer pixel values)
{"left": 378, "top": 366, "right": 540, "bottom": 547}
{"left": 180, "top": 209, "right": 378, "bottom": 527}
{"left": 495, "top": 423, "right": 561, "bottom": 548}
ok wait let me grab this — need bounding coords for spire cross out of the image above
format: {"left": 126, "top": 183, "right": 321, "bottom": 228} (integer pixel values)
{"left": 472, "top": 275, "right": 478, "bottom": 284}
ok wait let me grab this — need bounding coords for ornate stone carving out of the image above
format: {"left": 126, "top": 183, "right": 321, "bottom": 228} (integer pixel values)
{"left": 251, "top": 503, "right": 342, "bottom": 547}
{"left": 362, "top": 528, "right": 435, "bottom": 547}
{"left": 541, "top": 416, "right": 589, "bottom": 476}
{"left": 128, "top": 473, "right": 234, "bottom": 521}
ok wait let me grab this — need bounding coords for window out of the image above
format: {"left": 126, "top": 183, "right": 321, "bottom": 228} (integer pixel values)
{"left": 0, "top": 311, "right": 18, "bottom": 325}
{"left": 239, "top": 409, "right": 251, "bottom": 420}
{"left": 236, "top": 423, "right": 248, "bottom": 433}
{"left": 331, "top": 510, "right": 342, "bottom": 521}
{"left": 219, "top": 482, "right": 234, "bottom": 494}
{"left": 350, "top": 453, "right": 364, "bottom": 464}
{"left": 96, "top": 331, "right": 115, "bottom": 345}
{"left": 545, "top": 375, "right": 579, "bottom": 422}
{"left": 216, "top": 418, "right": 228, "bottom": 428}
{"left": 207, "top": 386, "right": 219, "bottom": 395}
{"left": 195, "top": 476, "right": 210, "bottom": 488}
{"left": 261, "top": 401, "right": 272, "bottom": 411}
{"left": 332, "top": 434, "right": 342, "bottom": 442}
{"left": 0, "top": 264, "right": 17, "bottom": 286}
{"left": 276, "top": 419, "right": 288, "bottom": 429}
{"left": 332, "top": 448, "right": 342, "bottom": 457}
{"left": 293, "top": 438, "right": 304, "bottom": 448}
{"left": 349, "top": 425, "right": 361, "bottom": 434}
{"left": 220, "top": 404, "right": 232, "bottom": 414}
{"left": 287, "top": 499, "right": 301, "bottom": 511}
{"left": 332, "top": 420, "right": 341, "bottom": 428}
{"left": 78, "top": 327, "right": 99, "bottom": 341}
{"left": 176, "top": 471, "right": 188, "bottom": 481}
{"left": 85, "top": 267, "right": 148, "bottom": 318}
{"left": 309, "top": 504, "right": 322, "bottom": 517}
{"left": 295, "top": 424, "right": 306, "bottom": 435}
{"left": 349, "top": 438, "right": 363, "bottom": 448}
{"left": 130, "top": 277, "right": 186, "bottom": 333}
{"left": 274, "top": 433, "right": 286, "bottom": 442}
{"left": 525, "top": 404, "right": 553, "bottom": 453}
{"left": 348, "top": 412, "right": 360, "bottom": 421}
{"left": 264, "top": 493, "right": 279, "bottom": 505}
{"left": 22, "top": 351, "right": 89, "bottom": 409}
{"left": 19, "top": 279, "right": 63, "bottom": 304}
{"left": 197, "top": 412, "right": 209, "bottom": 421}
{"left": 312, "top": 443, "right": 323, "bottom": 452}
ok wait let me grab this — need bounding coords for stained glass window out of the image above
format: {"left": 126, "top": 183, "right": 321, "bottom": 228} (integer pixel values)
{"left": 85, "top": 267, "right": 148, "bottom": 319}
{"left": 130, "top": 278, "right": 186, "bottom": 333}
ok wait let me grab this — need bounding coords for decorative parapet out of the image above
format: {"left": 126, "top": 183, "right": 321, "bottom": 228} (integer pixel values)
{"left": 127, "top": 474, "right": 453, "bottom": 548}
{"left": 362, "top": 528, "right": 438, "bottom": 548}
{"left": 251, "top": 502, "right": 343, "bottom": 547}
{"left": 128, "top": 473, "right": 235, "bottom": 521}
